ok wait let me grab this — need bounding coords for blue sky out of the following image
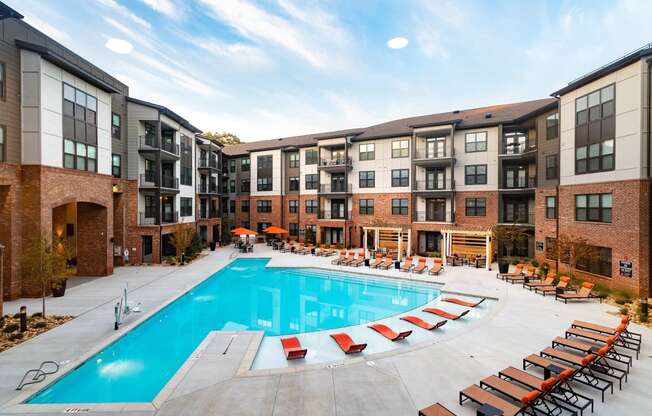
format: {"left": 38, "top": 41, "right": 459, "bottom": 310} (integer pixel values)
{"left": 7, "top": 0, "right": 652, "bottom": 141}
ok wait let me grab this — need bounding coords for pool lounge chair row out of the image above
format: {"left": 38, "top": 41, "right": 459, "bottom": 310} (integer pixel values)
{"left": 401, "top": 256, "right": 444, "bottom": 275}
{"left": 420, "top": 315, "right": 643, "bottom": 415}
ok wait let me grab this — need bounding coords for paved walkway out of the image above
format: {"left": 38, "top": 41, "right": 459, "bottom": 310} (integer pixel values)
{"left": 0, "top": 245, "right": 650, "bottom": 415}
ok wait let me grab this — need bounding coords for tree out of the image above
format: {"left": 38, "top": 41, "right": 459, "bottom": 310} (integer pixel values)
{"left": 221, "top": 216, "right": 233, "bottom": 246}
{"left": 20, "top": 232, "right": 68, "bottom": 316}
{"left": 304, "top": 226, "right": 315, "bottom": 244}
{"left": 492, "top": 223, "right": 528, "bottom": 261}
{"left": 555, "top": 234, "right": 600, "bottom": 280}
{"left": 170, "top": 225, "right": 195, "bottom": 264}
{"left": 202, "top": 131, "right": 242, "bottom": 146}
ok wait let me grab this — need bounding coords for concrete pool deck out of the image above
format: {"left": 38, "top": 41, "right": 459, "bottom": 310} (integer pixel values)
{"left": 0, "top": 245, "right": 651, "bottom": 415}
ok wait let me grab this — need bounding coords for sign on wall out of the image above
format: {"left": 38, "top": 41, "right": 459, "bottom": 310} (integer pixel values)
{"left": 619, "top": 260, "right": 633, "bottom": 278}
{"left": 535, "top": 241, "right": 544, "bottom": 252}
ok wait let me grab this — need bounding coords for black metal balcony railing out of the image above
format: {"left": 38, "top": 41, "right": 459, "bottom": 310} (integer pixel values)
{"left": 198, "top": 158, "right": 218, "bottom": 169}
{"left": 501, "top": 212, "right": 535, "bottom": 225}
{"left": 139, "top": 135, "right": 179, "bottom": 156}
{"left": 197, "top": 182, "right": 218, "bottom": 194}
{"left": 318, "top": 157, "right": 352, "bottom": 167}
{"left": 414, "top": 179, "right": 454, "bottom": 191}
{"left": 161, "top": 211, "right": 179, "bottom": 224}
{"left": 503, "top": 175, "right": 536, "bottom": 189}
{"left": 139, "top": 212, "right": 157, "bottom": 226}
{"left": 413, "top": 143, "right": 452, "bottom": 160}
{"left": 414, "top": 211, "right": 453, "bottom": 223}
{"left": 199, "top": 209, "right": 221, "bottom": 219}
{"left": 161, "top": 175, "right": 179, "bottom": 189}
{"left": 502, "top": 142, "right": 536, "bottom": 155}
{"left": 319, "top": 183, "right": 352, "bottom": 193}
{"left": 319, "top": 210, "right": 351, "bottom": 220}
{"left": 139, "top": 173, "right": 158, "bottom": 187}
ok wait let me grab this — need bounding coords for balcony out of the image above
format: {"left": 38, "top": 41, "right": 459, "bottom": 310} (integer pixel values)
{"left": 139, "top": 212, "right": 158, "bottom": 226}
{"left": 412, "top": 144, "right": 454, "bottom": 167}
{"left": 199, "top": 209, "right": 220, "bottom": 220}
{"left": 161, "top": 211, "right": 179, "bottom": 224}
{"left": 139, "top": 173, "right": 158, "bottom": 188}
{"left": 414, "top": 211, "right": 453, "bottom": 223}
{"left": 197, "top": 182, "right": 219, "bottom": 195}
{"left": 318, "top": 183, "right": 352, "bottom": 195}
{"left": 138, "top": 135, "right": 180, "bottom": 159}
{"left": 318, "top": 210, "right": 351, "bottom": 220}
{"left": 500, "top": 212, "right": 535, "bottom": 226}
{"left": 317, "top": 157, "right": 352, "bottom": 172}
{"left": 198, "top": 158, "right": 220, "bottom": 171}
{"left": 160, "top": 175, "right": 179, "bottom": 192}
{"left": 414, "top": 179, "right": 454, "bottom": 195}
{"left": 501, "top": 176, "right": 536, "bottom": 193}
{"left": 499, "top": 142, "right": 537, "bottom": 162}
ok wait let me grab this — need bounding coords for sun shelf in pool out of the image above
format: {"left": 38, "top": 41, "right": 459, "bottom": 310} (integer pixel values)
{"left": 27, "top": 258, "right": 439, "bottom": 403}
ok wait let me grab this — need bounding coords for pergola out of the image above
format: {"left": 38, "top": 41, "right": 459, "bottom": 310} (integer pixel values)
{"left": 362, "top": 226, "right": 411, "bottom": 261}
{"left": 440, "top": 227, "right": 493, "bottom": 270}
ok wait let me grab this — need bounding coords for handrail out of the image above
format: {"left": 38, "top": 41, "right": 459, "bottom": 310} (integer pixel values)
{"left": 16, "top": 361, "right": 60, "bottom": 390}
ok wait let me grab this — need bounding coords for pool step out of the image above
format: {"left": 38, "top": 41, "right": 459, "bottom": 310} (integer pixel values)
{"left": 16, "top": 360, "right": 60, "bottom": 390}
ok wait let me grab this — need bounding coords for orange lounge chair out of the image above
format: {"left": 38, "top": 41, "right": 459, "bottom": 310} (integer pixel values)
{"left": 418, "top": 402, "right": 457, "bottom": 416}
{"left": 378, "top": 255, "right": 393, "bottom": 270}
{"left": 331, "top": 250, "right": 347, "bottom": 265}
{"left": 428, "top": 260, "right": 443, "bottom": 276}
{"left": 523, "top": 273, "right": 555, "bottom": 290}
{"left": 368, "top": 323, "right": 412, "bottom": 341}
{"left": 497, "top": 264, "right": 524, "bottom": 280}
{"left": 349, "top": 251, "right": 366, "bottom": 267}
{"left": 280, "top": 337, "right": 307, "bottom": 360}
{"left": 423, "top": 307, "right": 469, "bottom": 320}
{"left": 330, "top": 333, "right": 367, "bottom": 354}
{"left": 400, "top": 256, "right": 414, "bottom": 272}
{"left": 340, "top": 252, "right": 355, "bottom": 265}
{"left": 412, "top": 257, "right": 427, "bottom": 273}
{"left": 369, "top": 253, "right": 384, "bottom": 268}
{"left": 400, "top": 315, "right": 447, "bottom": 331}
{"left": 442, "top": 297, "right": 486, "bottom": 307}
{"left": 535, "top": 275, "right": 572, "bottom": 296}
{"left": 556, "top": 282, "right": 603, "bottom": 303}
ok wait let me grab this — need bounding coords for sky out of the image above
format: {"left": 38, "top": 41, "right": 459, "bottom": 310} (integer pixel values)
{"left": 7, "top": 0, "right": 652, "bottom": 141}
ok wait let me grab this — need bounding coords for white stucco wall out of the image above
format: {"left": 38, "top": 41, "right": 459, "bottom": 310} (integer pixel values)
{"left": 250, "top": 149, "right": 282, "bottom": 196}
{"left": 350, "top": 136, "right": 411, "bottom": 194}
{"left": 453, "top": 127, "right": 499, "bottom": 191}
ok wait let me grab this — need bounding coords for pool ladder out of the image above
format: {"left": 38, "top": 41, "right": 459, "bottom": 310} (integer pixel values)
{"left": 16, "top": 361, "right": 60, "bottom": 390}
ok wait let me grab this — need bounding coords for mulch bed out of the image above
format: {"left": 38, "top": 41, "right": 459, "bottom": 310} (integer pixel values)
{"left": 0, "top": 314, "right": 74, "bottom": 353}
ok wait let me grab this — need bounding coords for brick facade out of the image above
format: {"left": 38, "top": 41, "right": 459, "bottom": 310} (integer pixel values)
{"left": 454, "top": 191, "right": 499, "bottom": 228}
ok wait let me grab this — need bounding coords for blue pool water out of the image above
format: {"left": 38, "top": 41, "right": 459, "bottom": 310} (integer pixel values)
{"left": 28, "top": 258, "right": 439, "bottom": 403}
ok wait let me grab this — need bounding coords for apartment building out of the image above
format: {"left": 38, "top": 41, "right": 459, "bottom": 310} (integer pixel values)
{"left": 195, "top": 135, "right": 223, "bottom": 245}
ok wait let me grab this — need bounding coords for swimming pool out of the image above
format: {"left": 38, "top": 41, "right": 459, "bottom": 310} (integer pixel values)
{"left": 28, "top": 258, "right": 440, "bottom": 403}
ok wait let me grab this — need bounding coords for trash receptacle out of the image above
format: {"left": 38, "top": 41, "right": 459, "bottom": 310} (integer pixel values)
{"left": 209, "top": 242, "right": 216, "bottom": 251}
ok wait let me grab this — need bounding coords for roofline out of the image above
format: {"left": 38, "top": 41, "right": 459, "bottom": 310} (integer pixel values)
{"left": 15, "top": 40, "right": 121, "bottom": 94}
{"left": 0, "top": 2, "right": 24, "bottom": 19}
{"left": 409, "top": 119, "right": 462, "bottom": 129}
{"left": 511, "top": 100, "right": 559, "bottom": 123}
{"left": 551, "top": 43, "right": 652, "bottom": 97}
{"left": 127, "top": 97, "right": 202, "bottom": 133}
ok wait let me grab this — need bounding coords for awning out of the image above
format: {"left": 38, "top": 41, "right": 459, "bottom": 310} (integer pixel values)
{"left": 231, "top": 227, "right": 256, "bottom": 236}
{"left": 264, "top": 226, "right": 288, "bottom": 234}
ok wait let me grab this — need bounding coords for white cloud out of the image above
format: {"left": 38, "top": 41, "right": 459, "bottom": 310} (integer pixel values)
{"left": 23, "top": 15, "right": 71, "bottom": 44}
{"left": 199, "top": 0, "right": 353, "bottom": 70}
{"left": 94, "top": 0, "right": 151, "bottom": 29}
{"left": 387, "top": 37, "right": 408, "bottom": 50}
{"left": 105, "top": 38, "right": 133, "bottom": 54}
{"left": 190, "top": 37, "right": 271, "bottom": 69}
{"left": 139, "top": 0, "right": 180, "bottom": 19}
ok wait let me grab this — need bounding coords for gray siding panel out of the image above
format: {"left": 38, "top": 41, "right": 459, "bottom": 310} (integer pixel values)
{"left": 126, "top": 101, "right": 158, "bottom": 180}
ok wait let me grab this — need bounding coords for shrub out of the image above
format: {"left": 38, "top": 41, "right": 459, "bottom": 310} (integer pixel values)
{"left": 186, "top": 232, "right": 203, "bottom": 258}
{"left": 12, "top": 313, "right": 20, "bottom": 319}
{"left": 619, "top": 307, "right": 629, "bottom": 315}
{"left": 8, "top": 332, "right": 24, "bottom": 341}
{"left": 32, "top": 321, "right": 47, "bottom": 329}
{"left": 2, "top": 323, "right": 19, "bottom": 333}
{"left": 615, "top": 298, "right": 629, "bottom": 305}
{"left": 31, "top": 312, "right": 43, "bottom": 318}
{"left": 531, "top": 260, "right": 539, "bottom": 268}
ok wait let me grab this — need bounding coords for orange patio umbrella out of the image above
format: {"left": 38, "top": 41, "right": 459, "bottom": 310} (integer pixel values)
{"left": 264, "top": 226, "right": 288, "bottom": 234}
{"left": 231, "top": 227, "right": 257, "bottom": 236}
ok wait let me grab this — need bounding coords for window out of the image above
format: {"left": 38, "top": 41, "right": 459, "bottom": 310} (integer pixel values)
{"left": 257, "top": 200, "right": 272, "bottom": 213}
{"left": 575, "top": 193, "right": 612, "bottom": 223}
{"left": 391, "top": 140, "right": 409, "bottom": 158}
{"left": 576, "top": 246, "right": 612, "bottom": 277}
{"left": 229, "top": 200, "right": 236, "bottom": 213}
{"left": 289, "top": 223, "right": 299, "bottom": 236}
{"left": 0, "top": 62, "right": 5, "bottom": 100}
{"left": 465, "top": 164, "right": 487, "bottom": 185}
{"left": 305, "top": 149, "right": 318, "bottom": 165}
{"left": 545, "top": 237, "right": 557, "bottom": 260}
{"left": 391, "top": 169, "right": 409, "bottom": 187}
{"left": 144, "top": 195, "right": 157, "bottom": 219}
{"left": 241, "top": 158, "right": 250, "bottom": 171}
{"left": 289, "top": 152, "right": 299, "bottom": 168}
{"left": 289, "top": 200, "right": 298, "bottom": 213}
{"left": 180, "top": 197, "right": 193, "bottom": 217}
{"left": 257, "top": 177, "right": 272, "bottom": 191}
{"left": 305, "top": 174, "right": 318, "bottom": 190}
{"left": 241, "top": 179, "right": 250, "bottom": 193}
{"left": 180, "top": 135, "right": 192, "bottom": 186}
{"left": 111, "top": 154, "right": 121, "bottom": 178}
{"left": 257, "top": 155, "right": 273, "bottom": 169}
{"left": 241, "top": 200, "right": 249, "bottom": 212}
{"left": 229, "top": 180, "right": 236, "bottom": 193}
{"left": 546, "top": 113, "right": 559, "bottom": 140}
{"left": 546, "top": 196, "right": 557, "bottom": 219}
{"left": 546, "top": 154, "right": 558, "bottom": 180}
{"left": 63, "top": 139, "right": 97, "bottom": 172}
{"left": 465, "top": 132, "right": 487, "bottom": 152}
{"left": 575, "top": 85, "right": 615, "bottom": 174}
{"left": 257, "top": 222, "right": 271, "bottom": 234}
{"left": 62, "top": 83, "right": 97, "bottom": 147}
{"left": 0, "top": 125, "right": 5, "bottom": 161}
{"left": 289, "top": 176, "right": 299, "bottom": 191}
{"left": 359, "top": 171, "right": 375, "bottom": 188}
{"left": 359, "top": 143, "right": 375, "bottom": 161}
{"left": 112, "top": 113, "right": 121, "bottom": 139}
{"left": 392, "top": 198, "right": 408, "bottom": 215}
{"left": 359, "top": 199, "right": 374, "bottom": 215}
{"left": 306, "top": 199, "right": 318, "bottom": 213}
{"left": 465, "top": 198, "right": 486, "bottom": 216}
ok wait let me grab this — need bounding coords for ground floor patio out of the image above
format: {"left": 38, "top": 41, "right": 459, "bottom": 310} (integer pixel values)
{"left": 0, "top": 245, "right": 650, "bottom": 415}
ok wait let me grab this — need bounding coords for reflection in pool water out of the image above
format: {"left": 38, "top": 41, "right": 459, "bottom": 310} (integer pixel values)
{"left": 28, "top": 258, "right": 439, "bottom": 404}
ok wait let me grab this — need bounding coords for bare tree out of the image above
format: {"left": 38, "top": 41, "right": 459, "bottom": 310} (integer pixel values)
{"left": 492, "top": 223, "right": 528, "bottom": 261}
{"left": 170, "top": 225, "right": 195, "bottom": 264}
{"left": 555, "top": 234, "right": 600, "bottom": 280}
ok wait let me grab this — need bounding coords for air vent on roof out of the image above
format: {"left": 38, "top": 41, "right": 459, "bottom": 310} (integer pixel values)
{"left": 485, "top": 113, "right": 493, "bottom": 119}
{"left": 453, "top": 110, "right": 460, "bottom": 114}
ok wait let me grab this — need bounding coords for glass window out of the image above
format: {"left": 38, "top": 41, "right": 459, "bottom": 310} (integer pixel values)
{"left": 0, "top": 125, "right": 4, "bottom": 162}
{"left": 359, "top": 199, "right": 374, "bottom": 215}
{"left": 359, "top": 143, "right": 375, "bottom": 161}
{"left": 289, "top": 200, "right": 298, "bottom": 213}
{"left": 465, "top": 164, "right": 487, "bottom": 185}
{"left": 241, "top": 180, "right": 250, "bottom": 193}
{"left": 75, "top": 89, "right": 86, "bottom": 106}
{"left": 465, "top": 198, "right": 486, "bottom": 216}
{"left": 256, "top": 200, "right": 272, "bottom": 213}
{"left": 575, "top": 193, "right": 611, "bottom": 223}
{"left": 391, "top": 140, "right": 409, "bottom": 158}
{"left": 241, "top": 200, "right": 249, "bottom": 212}
{"left": 112, "top": 113, "right": 121, "bottom": 139}
{"left": 86, "top": 95, "right": 97, "bottom": 111}
{"left": 305, "top": 149, "right": 318, "bottom": 165}
{"left": 0, "top": 62, "right": 5, "bottom": 100}
{"left": 391, "top": 169, "right": 409, "bottom": 187}
{"left": 305, "top": 174, "right": 318, "bottom": 190}
{"left": 241, "top": 158, "right": 250, "bottom": 171}
{"left": 229, "top": 180, "right": 236, "bottom": 193}
{"left": 546, "top": 154, "right": 558, "bottom": 180}
{"left": 575, "top": 84, "right": 615, "bottom": 174}
{"left": 289, "top": 176, "right": 299, "bottom": 191}
{"left": 288, "top": 152, "right": 299, "bottom": 168}
{"left": 112, "top": 154, "right": 121, "bottom": 178}
{"left": 391, "top": 198, "right": 408, "bottom": 215}
{"left": 229, "top": 159, "right": 236, "bottom": 172}
{"left": 305, "top": 199, "right": 318, "bottom": 213}
{"left": 465, "top": 132, "right": 487, "bottom": 152}
{"left": 289, "top": 223, "right": 299, "bottom": 236}
{"left": 359, "top": 171, "right": 375, "bottom": 188}
{"left": 576, "top": 246, "right": 612, "bottom": 277}
{"left": 63, "top": 84, "right": 75, "bottom": 102}
{"left": 546, "top": 196, "right": 557, "bottom": 219}
{"left": 180, "top": 197, "right": 193, "bottom": 217}
{"left": 257, "top": 155, "right": 272, "bottom": 169}
{"left": 546, "top": 113, "right": 559, "bottom": 139}
{"left": 257, "top": 177, "right": 272, "bottom": 191}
